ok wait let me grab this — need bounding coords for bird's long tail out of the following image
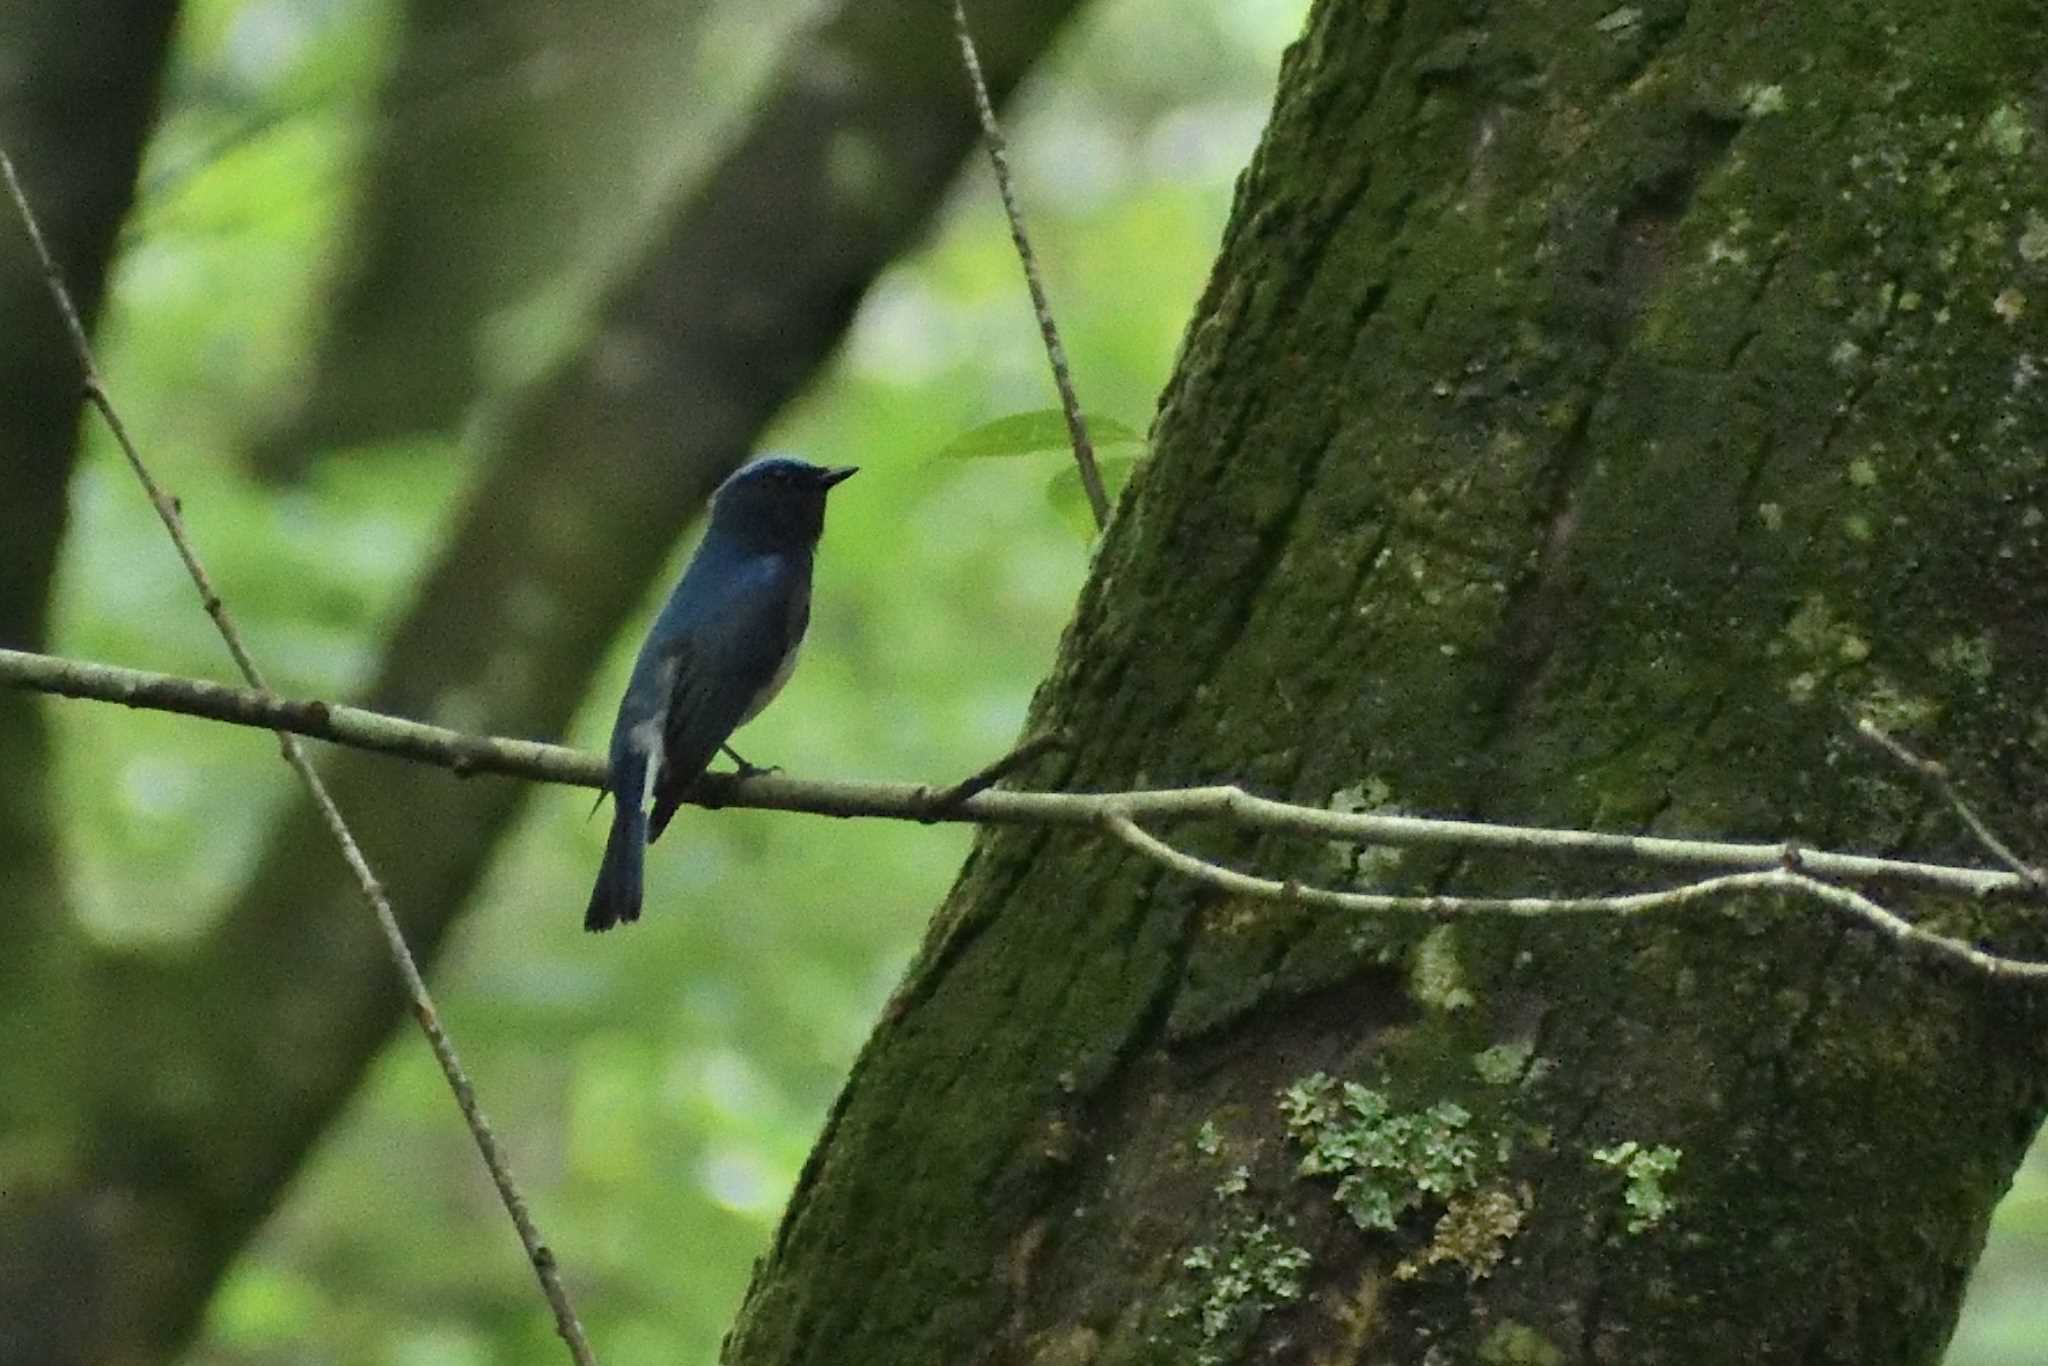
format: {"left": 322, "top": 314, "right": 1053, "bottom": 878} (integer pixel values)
{"left": 585, "top": 794, "right": 647, "bottom": 932}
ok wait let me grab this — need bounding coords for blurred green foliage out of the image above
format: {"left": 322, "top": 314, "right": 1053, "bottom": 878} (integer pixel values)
{"left": 932, "top": 409, "right": 1145, "bottom": 534}
{"left": 35, "top": 0, "right": 2047, "bottom": 1360}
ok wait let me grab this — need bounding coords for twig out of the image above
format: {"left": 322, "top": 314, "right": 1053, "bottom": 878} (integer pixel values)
{"left": 1099, "top": 814, "right": 2048, "bottom": 984}
{"left": 918, "top": 727, "right": 1068, "bottom": 814}
{"left": 950, "top": 0, "right": 1111, "bottom": 530}
{"left": 0, "top": 149, "right": 599, "bottom": 1366}
{"left": 1855, "top": 717, "right": 2048, "bottom": 892}
{"left": 2, "top": 645, "right": 2032, "bottom": 905}
{"left": 2, "top": 646, "right": 602, "bottom": 781}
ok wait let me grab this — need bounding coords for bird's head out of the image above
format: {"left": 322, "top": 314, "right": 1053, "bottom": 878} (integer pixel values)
{"left": 707, "top": 456, "right": 857, "bottom": 549}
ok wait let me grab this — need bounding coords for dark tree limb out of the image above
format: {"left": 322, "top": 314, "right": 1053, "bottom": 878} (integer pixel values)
{"left": 0, "top": 7, "right": 182, "bottom": 1365}
{"left": 248, "top": 0, "right": 712, "bottom": 474}
{"left": 0, "top": 0, "right": 179, "bottom": 955}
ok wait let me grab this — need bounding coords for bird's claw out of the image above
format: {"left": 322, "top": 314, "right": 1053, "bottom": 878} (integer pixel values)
{"left": 720, "top": 743, "right": 780, "bottom": 780}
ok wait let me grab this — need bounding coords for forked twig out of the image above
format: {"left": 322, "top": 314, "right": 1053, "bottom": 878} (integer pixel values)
{"left": 1099, "top": 813, "right": 2048, "bottom": 984}
{"left": 919, "top": 727, "right": 1069, "bottom": 814}
{"left": 1856, "top": 717, "right": 2048, "bottom": 893}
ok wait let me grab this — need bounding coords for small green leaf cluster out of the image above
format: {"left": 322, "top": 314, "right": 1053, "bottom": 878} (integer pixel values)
{"left": 1589, "top": 1140, "right": 1682, "bottom": 1233}
{"left": 1280, "top": 1073, "right": 1480, "bottom": 1232}
{"left": 1167, "top": 1216, "right": 1313, "bottom": 1366}
{"left": 934, "top": 408, "right": 1148, "bottom": 536}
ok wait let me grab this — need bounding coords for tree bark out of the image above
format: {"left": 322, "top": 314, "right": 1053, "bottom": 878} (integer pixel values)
{"left": 727, "top": 2, "right": 2048, "bottom": 1362}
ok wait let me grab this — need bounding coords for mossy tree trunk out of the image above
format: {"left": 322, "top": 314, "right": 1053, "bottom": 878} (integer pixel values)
{"left": 726, "top": 2, "right": 2048, "bottom": 1362}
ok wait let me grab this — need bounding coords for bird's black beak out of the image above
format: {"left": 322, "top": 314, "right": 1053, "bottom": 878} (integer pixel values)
{"left": 818, "top": 465, "right": 859, "bottom": 488}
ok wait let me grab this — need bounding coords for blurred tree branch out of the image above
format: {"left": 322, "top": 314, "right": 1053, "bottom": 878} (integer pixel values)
{"left": 248, "top": 0, "right": 716, "bottom": 476}
{"left": 0, "top": 0, "right": 179, "bottom": 955}
{"left": 0, "top": 0, "right": 1096, "bottom": 1360}
{"left": 0, "top": 5, "right": 181, "bottom": 1364}
{"left": 2, "top": 146, "right": 601, "bottom": 1364}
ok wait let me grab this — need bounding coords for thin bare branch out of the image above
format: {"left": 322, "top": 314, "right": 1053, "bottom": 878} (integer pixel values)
{"left": 1855, "top": 716, "right": 2048, "bottom": 892}
{"left": 3, "top": 647, "right": 602, "bottom": 783}
{"left": 1100, "top": 814, "right": 2048, "bottom": 984}
{"left": 4, "top": 646, "right": 2030, "bottom": 907}
{"left": 918, "top": 727, "right": 1068, "bottom": 814}
{"left": 951, "top": 0, "right": 1111, "bottom": 530}
{"left": 0, "top": 149, "right": 599, "bottom": 1366}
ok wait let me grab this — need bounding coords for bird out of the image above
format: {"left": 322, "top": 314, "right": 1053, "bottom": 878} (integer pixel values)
{"left": 584, "top": 456, "right": 856, "bottom": 932}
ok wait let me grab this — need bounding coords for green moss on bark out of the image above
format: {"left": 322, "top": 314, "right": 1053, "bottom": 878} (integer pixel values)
{"left": 727, "top": 1, "right": 2048, "bottom": 1362}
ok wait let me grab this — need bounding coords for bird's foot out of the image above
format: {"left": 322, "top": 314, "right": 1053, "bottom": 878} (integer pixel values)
{"left": 720, "top": 744, "right": 781, "bottom": 780}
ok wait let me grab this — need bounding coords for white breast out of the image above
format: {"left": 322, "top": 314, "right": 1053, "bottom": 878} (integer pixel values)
{"left": 737, "top": 641, "right": 801, "bottom": 728}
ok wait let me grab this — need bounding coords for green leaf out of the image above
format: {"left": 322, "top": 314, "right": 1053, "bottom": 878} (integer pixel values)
{"left": 935, "top": 409, "right": 1143, "bottom": 460}
{"left": 1046, "top": 453, "right": 1140, "bottom": 538}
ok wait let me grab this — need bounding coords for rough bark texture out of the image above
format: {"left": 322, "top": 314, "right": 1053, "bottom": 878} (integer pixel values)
{"left": 0, "top": 2, "right": 1092, "bottom": 1362}
{"left": 727, "top": 2, "right": 2048, "bottom": 1363}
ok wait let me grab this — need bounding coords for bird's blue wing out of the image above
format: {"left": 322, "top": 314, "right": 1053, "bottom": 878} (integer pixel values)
{"left": 589, "top": 545, "right": 803, "bottom": 930}
{"left": 646, "top": 550, "right": 808, "bottom": 840}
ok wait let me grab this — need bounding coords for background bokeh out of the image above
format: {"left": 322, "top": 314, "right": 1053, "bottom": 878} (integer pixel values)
{"left": 33, "top": 0, "right": 2047, "bottom": 1361}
